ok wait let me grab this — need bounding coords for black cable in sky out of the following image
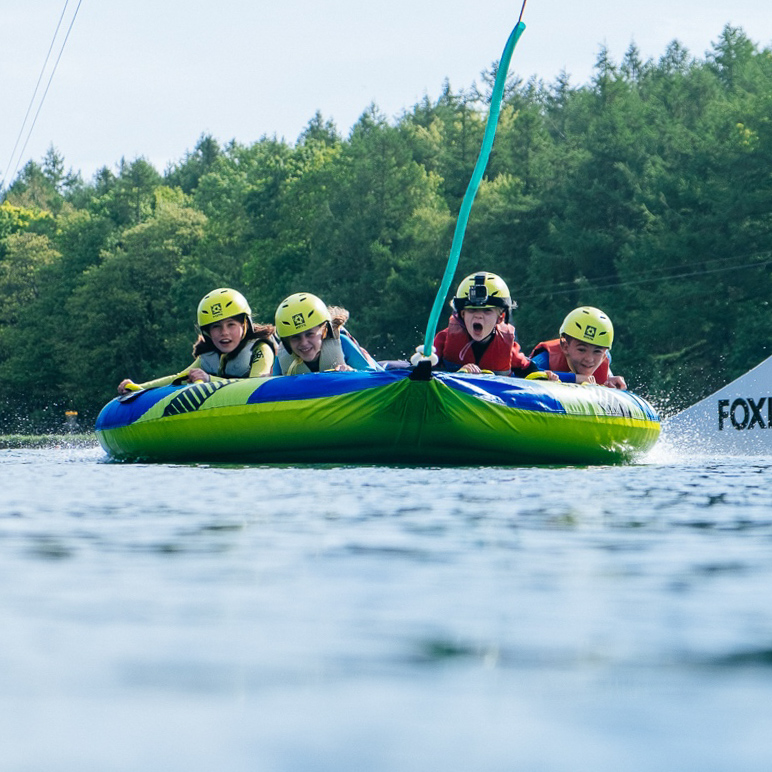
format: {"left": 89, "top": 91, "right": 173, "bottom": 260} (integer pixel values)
{"left": 522, "top": 250, "right": 772, "bottom": 296}
{"left": 2, "top": 2, "right": 71, "bottom": 187}
{"left": 517, "top": 0, "right": 528, "bottom": 27}
{"left": 519, "top": 255, "right": 772, "bottom": 301}
{"left": 4, "top": 0, "right": 83, "bottom": 189}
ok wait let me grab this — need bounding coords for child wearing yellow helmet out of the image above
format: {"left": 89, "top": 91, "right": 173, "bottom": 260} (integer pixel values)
{"left": 273, "top": 292, "right": 381, "bottom": 375}
{"left": 529, "top": 306, "right": 627, "bottom": 389}
{"left": 434, "top": 272, "right": 556, "bottom": 378}
{"left": 117, "top": 288, "right": 277, "bottom": 394}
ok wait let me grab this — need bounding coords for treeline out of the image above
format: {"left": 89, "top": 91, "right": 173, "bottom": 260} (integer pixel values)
{"left": 1, "top": 25, "right": 771, "bottom": 430}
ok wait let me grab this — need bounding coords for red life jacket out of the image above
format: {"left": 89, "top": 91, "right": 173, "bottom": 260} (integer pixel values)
{"left": 530, "top": 338, "right": 610, "bottom": 383}
{"left": 434, "top": 314, "right": 530, "bottom": 375}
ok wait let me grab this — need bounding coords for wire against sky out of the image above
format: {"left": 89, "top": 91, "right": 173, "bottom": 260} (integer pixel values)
{"left": 517, "top": 0, "right": 528, "bottom": 27}
{"left": 2, "top": 1, "right": 71, "bottom": 186}
{"left": 518, "top": 252, "right": 772, "bottom": 301}
{"left": 2, "top": 0, "right": 83, "bottom": 189}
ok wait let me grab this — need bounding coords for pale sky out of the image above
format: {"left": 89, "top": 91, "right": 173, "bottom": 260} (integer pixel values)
{"left": 2, "top": 0, "right": 770, "bottom": 184}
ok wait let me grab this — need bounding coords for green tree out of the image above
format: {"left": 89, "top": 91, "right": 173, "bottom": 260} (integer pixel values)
{"left": 3, "top": 160, "right": 62, "bottom": 215}
{"left": 0, "top": 232, "right": 60, "bottom": 325}
{"left": 89, "top": 158, "right": 163, "bottom": 227}
{"left": 401, "top": 84, "right": 486, "bottom": 212}
{"left": 165, "top": 134, "right": 222, "bottom": 194}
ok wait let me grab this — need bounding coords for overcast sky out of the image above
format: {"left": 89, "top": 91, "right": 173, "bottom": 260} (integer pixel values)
{"left": 2, "top": 0, "right": 770, "bottom": 184}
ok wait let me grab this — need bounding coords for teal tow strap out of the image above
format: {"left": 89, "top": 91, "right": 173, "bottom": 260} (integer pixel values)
{"left": 418, "top": 19, "right": 527, "bottom": 362}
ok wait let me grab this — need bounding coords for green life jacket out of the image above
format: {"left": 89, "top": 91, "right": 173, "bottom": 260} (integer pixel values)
{"left": 276, "top": 334, "right": 345, "bottom": 375}
{"left": 199, "top": 339, "right": 266, "bottom": 377}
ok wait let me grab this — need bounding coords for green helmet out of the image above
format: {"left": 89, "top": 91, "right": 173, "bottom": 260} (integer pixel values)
{"left": 197, "top": 288, "right": 252, "bottom": 331}
{"left": 560, "top": 306, "right": 614, "bottom": 349}
{"left": 275, "top": 292, "right": 332, "bottom": 339}
{"left": 452, "top": 272, "right": 513, "bottom": 321}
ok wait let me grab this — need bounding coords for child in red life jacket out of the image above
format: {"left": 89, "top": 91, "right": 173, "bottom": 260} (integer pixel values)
{"left": 530, "top": 306, "right": 627, "bottom": 389}
{"left": 434, "top": 272, "right": 556, "bottom": 378}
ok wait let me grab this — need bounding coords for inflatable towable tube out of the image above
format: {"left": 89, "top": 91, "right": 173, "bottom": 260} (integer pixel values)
{"left": 96, "top": 369, "right": 660, "bottom": 465}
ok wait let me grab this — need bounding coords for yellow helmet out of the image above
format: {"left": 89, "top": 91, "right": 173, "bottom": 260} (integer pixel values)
{"left": 452, "top": 272, "right": 513, "bottom": 321}
{"left": 559, "top": 306, "right": 614, "bottom": 349}
{"left": 275, "top": 292, "right": 332, "bottom": 339}
{"left": 197, "top": 288, "right": 252, "bottom": 330}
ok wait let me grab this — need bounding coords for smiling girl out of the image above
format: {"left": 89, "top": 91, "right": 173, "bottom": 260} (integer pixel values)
{"left": 273, "top": 292, "right": 379, "bottom": 375}
{"left": 117, "top": 288, "right": 276, "bottom": 394}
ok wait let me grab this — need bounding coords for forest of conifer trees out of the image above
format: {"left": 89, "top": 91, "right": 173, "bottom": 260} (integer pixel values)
{"left": 1, "top": 25, "right": 771, "bottom": 430}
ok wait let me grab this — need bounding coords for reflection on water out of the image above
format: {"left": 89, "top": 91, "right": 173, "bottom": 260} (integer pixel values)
{"left": 1, "top": 445, "right": 772, "bottom": 771}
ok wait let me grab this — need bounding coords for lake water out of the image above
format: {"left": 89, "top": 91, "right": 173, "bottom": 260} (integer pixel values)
{"left": 1, "top": 440, "right": 771, "bottom": 771}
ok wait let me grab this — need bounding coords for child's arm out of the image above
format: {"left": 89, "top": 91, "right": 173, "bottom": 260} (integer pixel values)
{"left": 601, "top": 353, "right": 626, "bottom": 389}
{"left": 528, "top": 350, "right": 577, "bottom": 383}
{"left": 340, "top": 334, "right": 382, "bottom": 371}
{"left": 247, "top": 340, "right": 275, "bottom": 377}
{"left": 118, "top": 363, "right": 197, "bottom": 393}
{"left": 431, "top": 328, "right": 449, "bottom": 370}
{"left": 604, "top": 373, "right": 627, "bottom": 389}
{"left": 511, "top": 347, "right": 558, "bottom": 380}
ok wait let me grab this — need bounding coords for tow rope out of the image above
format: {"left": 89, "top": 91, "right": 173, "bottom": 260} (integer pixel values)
{"left": 413, "top": 2, "right": 529, "bottom": 373}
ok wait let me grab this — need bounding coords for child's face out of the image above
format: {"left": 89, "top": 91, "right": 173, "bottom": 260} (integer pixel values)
{"left": 460, "top": 307, "right": 503, "bottom": 341}
{"left": 287, "top": 324, "right": 325, "bottom": 362}
{"left": 560, "top": 337, "right": 608, "bottom": 375}
{"left": 208, "top": 317, "right": 245, "bottom": 353}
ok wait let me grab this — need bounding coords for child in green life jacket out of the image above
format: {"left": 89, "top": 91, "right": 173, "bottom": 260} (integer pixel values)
{"left": 272, "top": 292, "right": 380, "bottom": 375}
{"left": 530, "top": 306, "right": 627, "bottom": 389}
{"left": 117, "top": 288, "right": 276, "bottom": 394}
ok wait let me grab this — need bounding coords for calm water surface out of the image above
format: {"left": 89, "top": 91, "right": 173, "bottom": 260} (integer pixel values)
{"left": 1, "top": 441, "right": 771, "bottom": 771}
